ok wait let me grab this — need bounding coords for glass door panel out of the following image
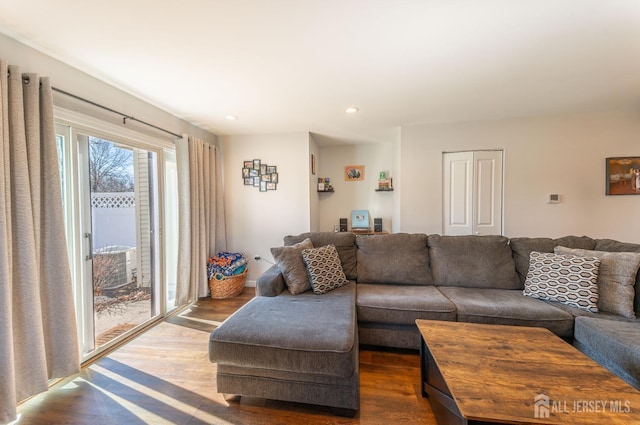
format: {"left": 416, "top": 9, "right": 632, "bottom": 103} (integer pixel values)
{"left": 85, "top": 135, "right": 160, "bottom": 351}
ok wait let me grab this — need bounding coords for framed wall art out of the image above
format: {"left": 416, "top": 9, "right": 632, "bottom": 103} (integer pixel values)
{"left": 605, "top": 157, "right": 640, "bottom": 195}
{"left": 344, "top": 165, "right": 365, "bottom": 181}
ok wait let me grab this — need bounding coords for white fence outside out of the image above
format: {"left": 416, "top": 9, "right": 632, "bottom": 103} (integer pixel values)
{"left": 92, "top": 192, "right": 137, "bottom": 287}
{"left": 91, "top": 192, "right": 136, "bottom": 249}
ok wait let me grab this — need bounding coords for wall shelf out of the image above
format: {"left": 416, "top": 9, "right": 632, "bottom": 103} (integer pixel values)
{"left": 318, "top": 189, "right": 334, "bottom": 193}
{"left": 375, "top": 189, "right": 394, "bottom": 192}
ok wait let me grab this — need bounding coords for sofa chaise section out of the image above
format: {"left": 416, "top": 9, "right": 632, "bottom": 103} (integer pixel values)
{"left": 574, "top": 316, "right": 640, "bottom": 390}
{"left": 209, "top": 282, "right": 359, "bottom": 415}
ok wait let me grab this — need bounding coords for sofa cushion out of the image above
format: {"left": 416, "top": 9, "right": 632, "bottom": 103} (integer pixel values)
{"left": 523, "top": 252, "right": 600, "bottom": 313}
{"left": 356, "top": 284, "right": 456, "bottom": 325}
{"left": 302, "top": 244, "right": 349, "bottom": 294}
{"left": 510, "top": 236, "right": 596, "bottom": 285}
{"left": 438, "top": 286, "right": 575, "bottom": 337}
{"left": 271, "top": 238, "right": 314, "bottom": 294}
{"left": 555, "top": 247, "right": 640, "bottom": 319}
{"left": 595, "top": 239, "right": 640, "bottom": 318}
{"left": 210, "top": 282, "right": 357, "bottom": 377}
{"left": 285, "top": 232, "right": 357, "bottom": 280}
{"left": 428, "top": 235, "right": 520, "bottom": 289}
{"left": 356, "top": 233, "right": 433, "bottom": 285}
{"left": 574, "top": 316, "right": 640, "bottom": 389}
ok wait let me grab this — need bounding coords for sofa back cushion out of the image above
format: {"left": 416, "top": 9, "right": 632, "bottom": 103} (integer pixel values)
{"left": 428, "top": 235, "right": 520, "bottom": 289}
{"left": 284, "top": 232, "right": 357, "bottom": 280}
{"left": 356, "top": 233, "right": 433, "bottom": 285}
{"left": 594, "top": 238, "right": 640, "bottom": 318}
{"left": 510, "top": 236, "right": 596, "bottom": 285}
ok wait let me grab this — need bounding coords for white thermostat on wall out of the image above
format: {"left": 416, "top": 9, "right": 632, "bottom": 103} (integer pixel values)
{"left": 547, "top": 193, "right": 560, "bottom": 204}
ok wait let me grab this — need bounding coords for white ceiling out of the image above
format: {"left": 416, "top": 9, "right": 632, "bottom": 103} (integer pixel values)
{"left": 1, "top": 0, "right": 640, "bottom": 144}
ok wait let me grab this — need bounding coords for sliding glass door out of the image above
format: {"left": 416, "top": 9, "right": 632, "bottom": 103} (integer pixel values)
{"left": 56, "top": 120, "right": 176, "bottom": 360}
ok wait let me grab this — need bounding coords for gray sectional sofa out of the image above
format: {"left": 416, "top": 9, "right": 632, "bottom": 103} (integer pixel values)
{"left": 209, "top": 232, "right": 640, "bottom": 415}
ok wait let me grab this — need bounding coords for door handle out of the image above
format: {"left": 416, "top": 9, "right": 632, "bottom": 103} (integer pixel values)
{"left": 84, "top": 232, "right": 93, "bottom": 260}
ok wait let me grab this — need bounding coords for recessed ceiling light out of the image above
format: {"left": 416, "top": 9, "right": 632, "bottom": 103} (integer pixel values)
{"left": 225, "top": 115, "right": 238, "bottom": 120}
{"left": 345, "top": 106, "right": 359, "bottom": 114}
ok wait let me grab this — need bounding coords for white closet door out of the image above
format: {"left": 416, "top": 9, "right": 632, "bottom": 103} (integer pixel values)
{"left": 473, "top": 150, "right": 503, "bottom": 235}
{"left": 443, "top": 150, "right": 503, "bottom": 236}
{"left": 443, "top": 151, "right": 473, "bottom": 235}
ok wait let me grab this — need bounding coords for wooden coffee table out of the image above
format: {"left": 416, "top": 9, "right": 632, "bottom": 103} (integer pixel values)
{"left": 416, "top": 320, "right": 640, "bottom": 424}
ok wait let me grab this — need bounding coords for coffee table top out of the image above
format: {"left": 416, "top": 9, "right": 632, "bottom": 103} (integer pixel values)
{"left": 416, "top": 320, "right": 640, "bottom": 424}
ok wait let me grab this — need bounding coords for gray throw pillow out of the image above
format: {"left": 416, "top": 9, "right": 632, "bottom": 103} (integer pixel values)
{"left": 524, "top": 251, "right": 600, "bottom": 313}
{"left": 301, "top": 245, "right": 349, "bottom": 295}
{"left": 271, "top": 238, "right": 314, "bottom": 294}
{"left": 555, "top": 246, "right": 640, "bottom": 319}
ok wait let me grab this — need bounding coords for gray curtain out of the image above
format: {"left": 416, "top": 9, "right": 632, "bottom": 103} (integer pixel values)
{"left": 0, "top": 61, "right": 79, "bottom": 423}
{"left": 175, "top": 135, "right": 226, "bottom": 305}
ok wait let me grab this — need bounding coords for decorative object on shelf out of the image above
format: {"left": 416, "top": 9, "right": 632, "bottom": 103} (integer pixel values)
{"left": 351, "top": 209, "right": 370, "bottom": 231}
{"left": 606, "top": 156, "right": 640, "bottom": 196}
{"left": 377, "top": 170, "right": 393, "bottom": 191}
{"left": 317, "top": 177, "right": 333, "bottom": 192}
{"left": 208, "top": 252, "right": 248, "bottom": 299}
{"left": 242, "top": 159, "right": 278, "bottom": 191}
{"left": 344, "top": 165, "right": 365, "bottom": 181}
{"left": 311, "top": 154, "right": 316, "bottom": 175}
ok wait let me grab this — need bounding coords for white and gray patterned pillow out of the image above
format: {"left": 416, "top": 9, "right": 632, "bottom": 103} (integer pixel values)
{"left": 523, "top": 251, "right": 600, "bottom": 312}
{"left": 301, "top": 244, "right": 349, "bottom": 295}
{"left": 554, "top": 246, "right": 640, "bottom": 319}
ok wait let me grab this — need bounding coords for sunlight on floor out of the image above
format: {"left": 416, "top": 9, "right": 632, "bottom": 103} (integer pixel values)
{"left": 87, "top": 363, "right": 233, "bottom": 425}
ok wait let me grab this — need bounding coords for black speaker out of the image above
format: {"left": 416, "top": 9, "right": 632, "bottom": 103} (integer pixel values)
{"left": 374, "top": 218, "right": 382, "bottom": 232}
{"left": 339, "top": 218, "right": 348, "bottom": 232}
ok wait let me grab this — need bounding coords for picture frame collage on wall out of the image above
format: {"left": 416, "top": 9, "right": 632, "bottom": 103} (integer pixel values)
{"left": 243, "top": 159, "right": 278, "bottom": 192}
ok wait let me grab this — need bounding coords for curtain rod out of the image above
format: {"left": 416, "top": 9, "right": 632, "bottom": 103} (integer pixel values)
{"left": 52, "top": 87, "right": 183, "bottom": 139}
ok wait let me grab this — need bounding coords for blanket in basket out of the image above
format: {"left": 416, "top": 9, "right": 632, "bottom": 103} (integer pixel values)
{"left": 207, "top": 252, "right": 247, "bottom": 279}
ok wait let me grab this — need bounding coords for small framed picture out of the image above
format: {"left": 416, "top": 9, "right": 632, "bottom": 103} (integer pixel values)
{"left": 345, "top": 165, "right": 365, "bottom": 181}
{"left": 249, "top": 169, "right": 258, "bottom": 177}
{"left": 253, "top": 159, "right": 261, "bottom": 170}
{"left": 243, "top": 177, "right": 253, "bottom": 185}
{"left": 242, "top": 168, "right": 250, "bottom": 178}
{"left": 253, "top": 176, "right": 260, "bottom": 187}
{"left": 261, "top": 174, "right": 271, "bottom": 182}
{"left": 266, "top": 166, "right": 277, "bottom": 174}
{"left": 260, "top": 181, "right": 267, "bottom": 192}
{"left": 244, "top": 161, "right": 253, "bottom": 169}
{"left": 267, "top": 182, "right": 277, "bottom": 190}
{"left": 271, "top": 173, "right": 278, "bottom": 183}
{"left": 606, "top": 157, "right": 640, "bottom": 195}
{"left": 260, "top": 164, "right": 267, "bottom": 175}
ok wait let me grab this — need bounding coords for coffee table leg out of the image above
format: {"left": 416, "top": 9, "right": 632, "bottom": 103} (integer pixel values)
{"left": 420, "top": 335, "right": 429, "bottom": 398}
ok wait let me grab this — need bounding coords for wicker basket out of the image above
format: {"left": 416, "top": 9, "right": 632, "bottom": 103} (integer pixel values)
{"left": 209, "top": 269, "right": 248, "bottom": 299}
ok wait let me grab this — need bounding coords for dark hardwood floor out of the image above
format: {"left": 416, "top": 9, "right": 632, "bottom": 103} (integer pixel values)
{"left": 16, "top": 288, "right": 435, "bottom": 424}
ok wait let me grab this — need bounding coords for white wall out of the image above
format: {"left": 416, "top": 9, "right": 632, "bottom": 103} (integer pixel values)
{"left": 400, "top": 110, "right": 640, "bottom": 243}
{"left": 317, "top": 143, "right": 395, "bottom": 232}
{"left": 0, "top": 32, "right": 216, "bottom": 145}
{"left": 221, "top": 133, "right": 311, "bottom": 283}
